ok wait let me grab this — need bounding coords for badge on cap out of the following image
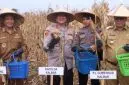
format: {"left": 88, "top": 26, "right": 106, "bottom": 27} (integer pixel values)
{"left": 2, "top": 43, "right": 6, "bottom": 48}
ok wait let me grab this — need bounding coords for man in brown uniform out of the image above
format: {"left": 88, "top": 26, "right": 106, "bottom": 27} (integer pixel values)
{"left": 102, "top": 5, "right": 129, "bottom": 85}
{"left": 43, "top": 9, "right": 74, "bottom": 85}
{"left": 0, "top": 8, "right": 28, "bottom": 85}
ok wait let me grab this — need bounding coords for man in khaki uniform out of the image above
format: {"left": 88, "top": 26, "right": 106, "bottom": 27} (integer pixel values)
{"left": 102, "top": 5, "right": 129, "bottom": 85}
{"left": 43, "top": 9, "right": 74, "bottom": 85}
{"left": 0, "top": 8, "right": 28, "bottom": 85}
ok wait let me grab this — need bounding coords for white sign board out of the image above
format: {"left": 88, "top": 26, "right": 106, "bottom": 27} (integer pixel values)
{"left": 38, "top": 67, "right": 64, "bottom": 75}
{"left": 0, "top": 66, "right": 6, "bottom": 74}
{"left": 90, "top": 71, "right": 117, "bottom": 79}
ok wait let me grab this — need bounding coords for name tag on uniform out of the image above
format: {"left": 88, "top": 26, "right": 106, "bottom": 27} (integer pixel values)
{"left": 0, "top": 66, "right": 6, "bottom": 74}
{"left": 38, "top": 67, "right": 64, "bottom": 75}
{"left": 90, "top": 71, "right": 117, "bottom": 79}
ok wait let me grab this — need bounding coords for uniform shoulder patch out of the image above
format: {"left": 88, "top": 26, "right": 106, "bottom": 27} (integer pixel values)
{"left": 44, "top": 30, "right": 50, "bottom": 37}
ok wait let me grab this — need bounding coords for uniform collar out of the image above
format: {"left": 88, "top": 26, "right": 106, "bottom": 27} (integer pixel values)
{"left": 54, "top": 23, "right": 68, "bottom": 31}
{"left": 55, "top": 23, "right": 67, "bottom": 28}
{"left": 82, "top": 26, "right": 94, "bottom": 32}
{"left": 114, "top": 25, "right": 128, "bottom": 31}
{"left": 83, "top": 26, "right": 89, "bottom": 29}
{"left": 2, "top": 27, "right": 17, "bottom": 34}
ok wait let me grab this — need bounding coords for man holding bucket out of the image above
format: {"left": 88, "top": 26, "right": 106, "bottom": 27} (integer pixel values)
{"left": 43, "top": 8, "right": 74, "bottom": 85}
{"left": 72, "top": 9, "right": 101, "bottom": 85}
{"left": 0, "top": 8, "right": 28, "bottom": 85}
{"left": 102, "top": 5, "right": 129, "bottom": 85}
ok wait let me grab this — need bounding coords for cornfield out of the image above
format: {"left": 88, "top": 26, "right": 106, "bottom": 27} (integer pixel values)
{"left": 20, "top": 1, "right": 113, "bottom": 85}
{"left": 21, "top": 11, "right": 49, "bottom": 85}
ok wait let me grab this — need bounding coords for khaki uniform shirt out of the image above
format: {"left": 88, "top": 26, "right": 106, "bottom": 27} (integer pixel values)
{"left": 103, "top": 26, "right": 129, "bottom": 63}
{"left": 43, "top": 24, "right": 74, "bottom": 70}
{"left": 0, "top": 28, "right": 28, "bottom": 61}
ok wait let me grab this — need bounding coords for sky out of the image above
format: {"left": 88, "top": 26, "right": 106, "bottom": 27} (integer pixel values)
{"left": 0, "top": 0, "right": 129, "bottom": 12}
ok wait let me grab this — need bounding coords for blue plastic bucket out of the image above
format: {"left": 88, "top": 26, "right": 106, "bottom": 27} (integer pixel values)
{"left": 5, "top": 59, "right": 29, "bottom": 79}
{"left": 74, "top": 49, "right": 98, "bottom": 74}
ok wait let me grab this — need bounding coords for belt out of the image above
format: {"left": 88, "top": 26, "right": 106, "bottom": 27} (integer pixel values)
{"left": 106, "top": 59, "right": 117, "bottom": 66}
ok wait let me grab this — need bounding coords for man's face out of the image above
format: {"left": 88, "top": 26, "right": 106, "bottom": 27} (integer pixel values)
{"left": 4, "top": 15, "right": 15, "bottom": 28}
{"left": 82, "top": 16, "right": 91, "bottom": 27}
{"left": 56, "top": 14, "right": 67, "bottom": 24}
{"left": 114, "top": 17, "right": 127, "bottom": 28}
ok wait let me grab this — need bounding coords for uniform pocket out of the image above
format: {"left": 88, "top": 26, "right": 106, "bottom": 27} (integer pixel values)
{"left": 79, "top": 34, "right": 85, "bottom": 39}
{"left": 107, "top": 36, "right": 116, "bottom": 45}
{"left": 65, "top": 33, "right": 73, "bottom": 45}
{"left": 13, "top": 35, "right": 23, "bottom": 43}
{"left": 124, "top": 35, "right": 129, "bottom": 43}
{"left": 0, "top": 37, "right": 8, "bottom": 43}
{"left": 0, "top": 38, "right": 8, "bottom": 55}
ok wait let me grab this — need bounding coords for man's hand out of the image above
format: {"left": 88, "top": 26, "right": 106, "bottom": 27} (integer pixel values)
{"left": 96, "top": 39, "right": 103, "bottom": 48}
{"left": 123, "top": 44, "right": 129, "bottom": 52}
{"left": 90, "top": 45, "right": 96, "bottom": 52}
{"left": 48, "top": 33, "right": 60, "bottom": 49}
{"left": 2, "top": 53, "right": 11, "bottom": 60}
